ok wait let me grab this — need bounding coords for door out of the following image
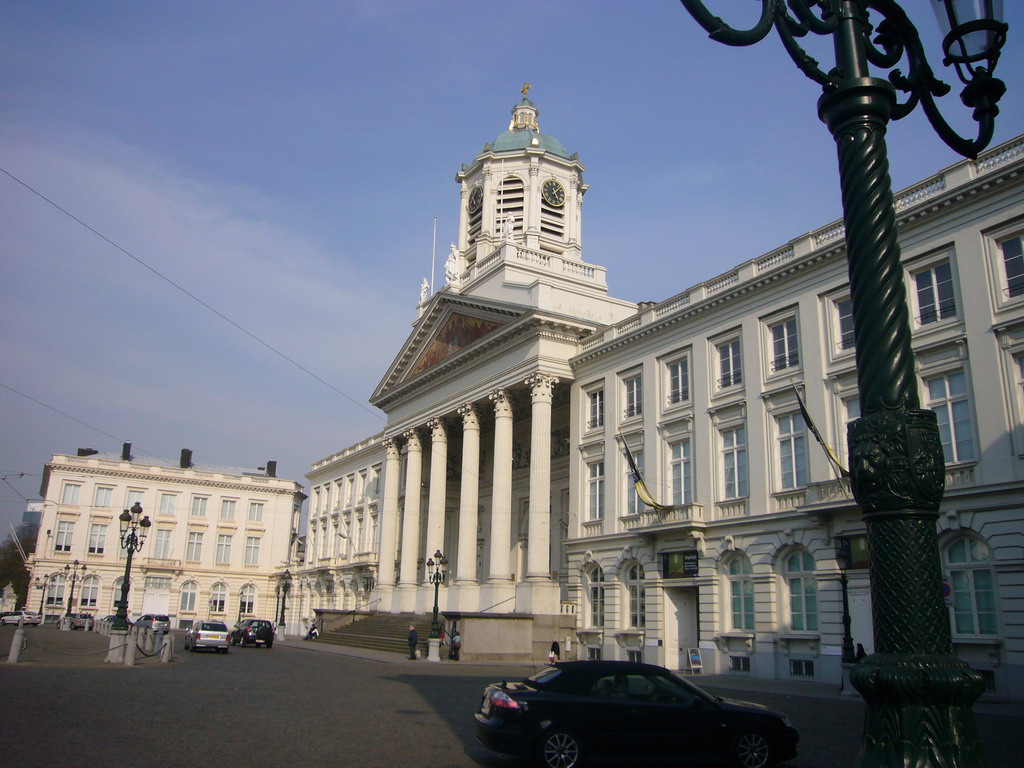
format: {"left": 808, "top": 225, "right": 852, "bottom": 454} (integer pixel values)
{"left": 668, "top": 588, "right": 699, "bottom": 670}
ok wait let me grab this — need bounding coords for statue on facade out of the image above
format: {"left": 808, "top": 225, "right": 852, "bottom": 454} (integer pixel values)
{"left": 419, "top": 277, "right": 429, "bottom": 303}
{"left": 501, "top": 213, "right": 516, "bottom": 243}
{"left": 444, "top": 243, "right": 462, "bottom": 286}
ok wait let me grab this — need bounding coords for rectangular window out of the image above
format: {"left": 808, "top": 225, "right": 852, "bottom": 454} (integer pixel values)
{"left": 588, "top": 389, "right": 604, "bottom": 429}
{"left": 670, "top": 439, "right": 693, "bottom": 505}
{"left": 126, "top": 489, "right": 144, "bottom": 508}
{"left": 926, "top": 371, "right": 975, "bottom": 463}
{"left": 721, "top": 427, "right": 748, "bottom": 499}
{"left": 666, "top": 357, "right": 690, "bottom": 405}
{"left": 1001, "top": 235, "right": 1024, "bottom": 298}
{"left": 159, "top": 493, "right": 176, "bottom": 517}
{"left": 626, "top": 649, "right": 642, "bottom": 664}
{"left": 215, "top": 534, "right": 232, "bottom": 564}
{"left": 731, "top": 578, "right": 754, "bottom": 631}
{"left": 191, "top": 496, "right": 208, "bottom": 518}
{"left": 94, "top": 487, "right": 113, "bottom": 508}
{"left": 61, "top": 484, "right": 81, "bottom": 505}
{"left": 248, "top": 502, "right": 264, "bottom": 522}
{"left": 623, "top": 374, "right": 643, "bottom": 418}
{"left": 915, "top": 261, "right": 957, "bottom": 324}
{"left": 587, "top": 461, "right": 605, "bottom": 521}
{"left": 777, "top": 413, "right": 809, "bottom": 489}
{"left": 625, "top": 450, "right": 644, "bottom": 516}
{"left": 88, "top": 523, "right": 107, "bottom": 554}
{"left": 55, "top": 521, "right": 75, "bottom": 552}
{"left": 153, "top": 529, "right": 172, "bottom": 560}
{"left": 770, "top": 317, "right": 800, "bottom": 371}
{"left": 718, "top": 339, "right": 742, "bottom": 388}
{"left": 730, "top": 656, "right": 751, "bottom": 673}
{"left": 245, "top": 536, "right": 261, "bottom": 566}
{"left": 836, "top": 298, "right": 855, "bottom": 351}
{"left": 789, "top": 659, "right": 815, "bottom": 678}
{"left": 220, "top": 499, "right": 236, "bottom": 520}
{"left": 186, "top": 532, "right": 204, "bottom": 561}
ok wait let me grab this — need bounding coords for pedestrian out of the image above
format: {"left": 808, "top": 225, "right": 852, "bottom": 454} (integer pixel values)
{"left": 408, "top": 625, "right": 419, "bottom": 659}
{"left": 451, "top": 630, "right": 462, "bottom": 661}
{"left": 855, "top": 643, "right": 867, "bottom": 661}
{"left": 549, "top": 639, "right": 560, "bottom": 664}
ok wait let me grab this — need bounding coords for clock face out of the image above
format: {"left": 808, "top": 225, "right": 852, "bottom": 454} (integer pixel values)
{"left": 468, "top": 186, "right": 483, "bottom": 214}
{"left": 542, "top": 179, "right": 566, "bottom": 207}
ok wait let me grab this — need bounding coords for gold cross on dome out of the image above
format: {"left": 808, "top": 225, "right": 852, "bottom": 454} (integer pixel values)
{"left": 521, "top": 82, "right": 531, "bottom": 98}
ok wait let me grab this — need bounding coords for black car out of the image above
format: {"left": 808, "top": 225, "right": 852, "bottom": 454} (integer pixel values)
{"left": 230, "top": 618, "right": 275, "bottom": 648}
{"left": 474, "top": 661, "right": 798, "bottom": 768}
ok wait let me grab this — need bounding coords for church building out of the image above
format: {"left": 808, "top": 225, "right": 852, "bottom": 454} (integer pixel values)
{"left": 298, "top": 90, "right": 1024, "bottom": 695}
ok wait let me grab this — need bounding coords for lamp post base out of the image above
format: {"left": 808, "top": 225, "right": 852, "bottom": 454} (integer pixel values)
{"left": 851, "top": 654, "right": 986, "bottom": 768}
{"left": 105, "top": 629, "right": 127, "bottom": 664}
{"left": 427, "top": 637, "right": 441, "bottom": 662}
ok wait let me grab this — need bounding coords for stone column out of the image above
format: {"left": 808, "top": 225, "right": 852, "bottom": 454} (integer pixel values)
{"left": 488, "top": 389, "right": 513, "bottom": 583}
{"left": 376, "top": 437, "right": 402, "bottom": 591}
{"left": 425, "top": 417, "right": 448, "bottom": 577}
{"left": 526, "top": 374, "right": 558, "bottom": 580}
{"left": 398, "top": 429, "right": 423, "bottom": 593}
{"left": 456, "top": 403, "right": 480, "bottom": 585}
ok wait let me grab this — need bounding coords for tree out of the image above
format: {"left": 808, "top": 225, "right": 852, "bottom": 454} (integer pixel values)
{"left": 0, "top": 532, "right": 35, "bottom": 609}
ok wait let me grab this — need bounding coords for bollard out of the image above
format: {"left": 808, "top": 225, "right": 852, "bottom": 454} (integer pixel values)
{"left": 142, "top": 627, "right": 154, "bottom": 654}
{"left": 105, "top": 629, "right": 127, "bottom": 664}
{"left": 6, "top": 623, "right": 26, "bottom": 664}
{"left": 160, "top": 634, "right": 173, "bottom": 663}
{"left": 123, "top": 627, "right": 137, "bottom": 667}
{"left": 154, "top": 629, "right": 164, "bottom": 654}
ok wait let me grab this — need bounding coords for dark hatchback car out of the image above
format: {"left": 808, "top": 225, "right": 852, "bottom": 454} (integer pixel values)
{"left": 230, "top": 618, "right": 275, "bottom": 648}
{"left": 475, "top": 661, "right": 798, "bottom": 768}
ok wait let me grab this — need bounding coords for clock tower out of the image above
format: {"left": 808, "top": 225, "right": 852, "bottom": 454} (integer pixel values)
{"left": 455, "top": 86, "right": 586, "bottom": 265}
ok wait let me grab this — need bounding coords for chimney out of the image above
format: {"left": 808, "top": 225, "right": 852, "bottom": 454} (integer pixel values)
{"left": 77, "top": 448, "right": 98, "bottom": 457}
{"left": 180, "top": 449, "right": 193, "bottom": 469}
{"left": 121, "top": 442, "right": 132, "bottom": 461}
{"left": 266, "top": 460, "right": 277, "bottom": 478}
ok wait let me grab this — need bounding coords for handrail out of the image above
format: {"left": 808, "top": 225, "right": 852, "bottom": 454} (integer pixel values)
{"left": 477, "top": 595, "right": 516, "bottom": 614}
{"left": 315, "top": 597, "right": 381, "bottom": 631}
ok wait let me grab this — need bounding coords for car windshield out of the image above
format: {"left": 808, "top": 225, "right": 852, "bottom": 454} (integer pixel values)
{"left": 526, "top": 666, "right": 562, "bottom": 686}
{"left": 201, "top": 622, "right": 227, "bottom": 631}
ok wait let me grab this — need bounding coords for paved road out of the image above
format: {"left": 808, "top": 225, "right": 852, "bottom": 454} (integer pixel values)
{"left": 2, "top": 625, "right": 1021, "bottom": 768}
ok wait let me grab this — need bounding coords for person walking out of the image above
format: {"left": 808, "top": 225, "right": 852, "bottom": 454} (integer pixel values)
{"left": 408, "top": 625, "right": 419, "bottom": 660}
{"left": 451, "top": 629, "right": 462, "bottom": 661}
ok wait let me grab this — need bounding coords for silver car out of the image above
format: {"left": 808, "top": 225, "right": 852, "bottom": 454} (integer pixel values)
{"left": 185, "top": 620, "right": 230, "bottom": 653}
{"left": 136, "top": 614, "right": 170, "bottom": 633}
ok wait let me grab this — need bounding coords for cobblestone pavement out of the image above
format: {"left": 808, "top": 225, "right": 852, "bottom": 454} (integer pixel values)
{"left": 3, "top": 624, "right": 1021, "bottom": 768}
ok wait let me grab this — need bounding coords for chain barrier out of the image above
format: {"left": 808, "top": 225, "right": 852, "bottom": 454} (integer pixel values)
{"left": 23, "top": 637, "right": 129, "bottom": 657}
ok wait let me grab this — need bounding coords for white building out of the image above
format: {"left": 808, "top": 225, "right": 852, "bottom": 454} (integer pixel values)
{"left": 28, "top": 444, "right": 305, "bottom": 630}
{"left": 303, "top": 91, "right": 1024, "bottom": 694}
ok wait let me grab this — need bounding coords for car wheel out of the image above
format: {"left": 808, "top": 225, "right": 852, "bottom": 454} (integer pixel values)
{"left": 265, "top": 640, "right": 273, "bottom": 649}
{"left": 732, "top": 729, "right": 773, "bottom": 768}
{"left": 537, "top": 729, "right": 582, "bottom": 768}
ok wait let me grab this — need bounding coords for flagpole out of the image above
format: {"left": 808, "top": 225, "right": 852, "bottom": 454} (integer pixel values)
{"left": 430, "top": 217, "right": 437, "bottom": 295}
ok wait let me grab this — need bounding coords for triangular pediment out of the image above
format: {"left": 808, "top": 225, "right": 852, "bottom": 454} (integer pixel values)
{"left": 371, "top": 294, "right": 527, "bottom": 407}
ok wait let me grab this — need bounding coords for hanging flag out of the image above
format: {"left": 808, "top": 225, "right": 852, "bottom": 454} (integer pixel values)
{"left": 615, "top": 435, "right": 674, "bottom": 511}
{"left": 793, "top": 386, "right": 850, "bottom": 480}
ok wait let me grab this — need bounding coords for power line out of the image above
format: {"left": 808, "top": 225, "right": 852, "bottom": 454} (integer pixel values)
{"left": 0, "top": 166, "right": 385, "bottom": 422}
{"left": 0, "top": 382, "right": 128, "bottom": 444}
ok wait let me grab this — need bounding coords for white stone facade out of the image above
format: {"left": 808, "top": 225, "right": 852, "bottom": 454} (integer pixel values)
{"left": 28, "top": 447, "right": 305, "bottom": 631}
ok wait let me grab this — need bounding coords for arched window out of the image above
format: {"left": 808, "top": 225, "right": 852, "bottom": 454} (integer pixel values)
{"left": 179, "top": 581, "right": 198, "bottom": 612}
{"left": 944, "top": 537, "right": 997, "bottom": 635}
{"left": 111, "top": 577, "right": 124, "bottom": 609}
{"left": 47, "top": 574, "right": 67, "bottom": 607}
{"left": 240, "top": 584, "right": 256, "bottom": 615}
{"left": 588, "top": 566, "right": 606, "bottom": 627}
{"left": 80, "top": 575, "right": 100, "bottom": 608}
{"left": 727, "top": 555, "right": 755, "bottom": 631}
{"left": 210, "top": 582, "right": 227, "bottom": 614}
{"left": 785, "top": 551, "right": 817, "bottom": 631}
{"left": 626, "top": 563, "right": 646, "bottom": 628}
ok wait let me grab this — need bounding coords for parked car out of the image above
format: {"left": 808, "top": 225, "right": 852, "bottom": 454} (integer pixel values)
{"left": 135, "top": 614, "right": 170, "bottom": 632}
{"left": 474, "top": 661, "right": 799, "bottom": 768}
{"left": 68, "top": 612, "right": 94, "bottom": 630}
{"left": 184, "top": 620, "right": 230, "bottom": 653}
{"left": 0, "top": 609, "right": 43, "bottom": 626}
{"left": 230, "top": 618, "right": 275, "bottom": 648}
{"left": 100, "top": 614, "right": 134, "bottom": 628}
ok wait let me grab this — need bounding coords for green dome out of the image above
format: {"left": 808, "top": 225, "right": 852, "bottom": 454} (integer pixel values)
{"left": 490, "top": 128, "right": 571, "bottom": 158}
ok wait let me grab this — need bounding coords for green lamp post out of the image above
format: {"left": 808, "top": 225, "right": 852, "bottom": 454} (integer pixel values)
{"left": 113, "top": 502, "right": 151, "bottom": 632}
{"left": 678, "top": 2, "right": 1007, "bottom": 766}
{"left": 427, "top": 550, "right": 448, "bottom": 640}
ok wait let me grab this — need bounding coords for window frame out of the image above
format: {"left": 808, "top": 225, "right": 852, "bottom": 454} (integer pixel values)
{"left": 55, "top": 520, "right": 75, "bottom": 552}
{"left": 943, "top": 536, "right": 998, "bottom": 636}
{"left": 784, "top": 550, "right": 818, "bottom": 632}
{"left": 726, "top": 555, "right": 755, "bottom": 632}
{"left": 245, "top": 536, "right": 261, "bottom": 566}
{"left": 586, "top": 387, "right": 605, "bottom": 430}
{"left": 716, "top": 337, "right": 743, "bottom": 390}
{"left": 664, "top": 353, "right": 691, "bottom": 407}
{"left": 910, "top": 258, "right": 958, "bottom": 327}
{"left": 190, "top": 496, "right": 208, "bottom": 518}
{"left": 767, "top": 315, "right": 800, "bottom": 373}
{"left": 622, "top": 372, "right": 643, "bottom": 419}
{"left": 924, "top": 369, "right": 976, "bottom": 464}
{"left": 669, "top": 438, "right": 693, "bottom": 505}
{"left": 88, "top": 522, "right": 107, "bottom": 554}
{"left": 179, "top": 581, "right": 198, "bottom": 612}
{"left": 720, "top": 426, "right": 749, "bottom": 500}
{"left": 186, "top": 531, "right": 204, "bottom": 562}
{"left": 776, "top": 412, "right": 809, "bottom": 490}
{"left": 588, "top": 565, "right": 606, "bottom": 628}
{"left": 215, "top": 534, "right": 233, "bottom": 565}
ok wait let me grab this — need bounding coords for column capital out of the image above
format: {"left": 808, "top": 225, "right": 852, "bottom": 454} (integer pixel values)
{"left": 489, "top": 389, "right": 512, "bottom": 418}
{"left": 403, "top": 429, "right": 422, "bottom": 451}
{"left": 383, "top": 436, "right": 402, "bottom": 458}
{"left": 526, "top": 373, "right": 559, "bottom": 401}
{"left": 458, "top": 403, "right": 479, "bottom": 429}
{"left": 427, "top": 417, "right": 447, "bottom": 442}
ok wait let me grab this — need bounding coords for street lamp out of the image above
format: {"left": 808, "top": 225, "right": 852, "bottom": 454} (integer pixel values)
{"left": 112, "top": 502, "right": 151, "bottom": 632}
{"left": 36, "top": 573, "right": 57, "bottom": 618}
{"left": 62, "top": 560, "right": 87, "bottom": 625}
{"left": 426, "top": 550, "right": 448, "bottom": 640}
{"left": 678, "top": 2, "right": 1007, "bottom": 765}
{"left": 834, "top": 537, "right": 857, "bottom": 666}
{"left": 278, "top": 569, "right": 292, "bottom": 631}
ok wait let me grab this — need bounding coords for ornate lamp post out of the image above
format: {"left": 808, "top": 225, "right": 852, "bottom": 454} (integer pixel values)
{"left": 36, "top": 573, "right": 57, "bottom": 618}
{"left": 426, "top": 550, "right": 448, "bottom": 662}
{"left": 112, "top": 502, "right": 151, "bottom": 632}
{"left": 678, "top": 2, "right": 1007, "bottom": 766}
{"left": 278, "top": 569, "right": 292, "bottom": 637}
{"left": 835, "top": 537, "right": 857, "bottom": 666}
{"left": 61, "top": 559, "right": 87, "bottom": 629}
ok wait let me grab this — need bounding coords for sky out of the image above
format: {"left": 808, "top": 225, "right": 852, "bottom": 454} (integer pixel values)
{"left": 2, "top": 1, "right": 1023, "bottom": 535}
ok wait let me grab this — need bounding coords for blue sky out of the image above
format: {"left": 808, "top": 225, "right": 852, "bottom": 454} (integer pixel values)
{"left": 2, "top": 1, "right": 1023, "bottom": 533}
